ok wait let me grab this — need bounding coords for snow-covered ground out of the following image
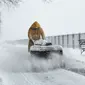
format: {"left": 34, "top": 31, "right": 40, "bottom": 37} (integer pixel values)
{"left": 64, "top": 48, "right": 85, "bottom": 62}
{"left": 0, "top": 41, "right": 85, "bottom": 85}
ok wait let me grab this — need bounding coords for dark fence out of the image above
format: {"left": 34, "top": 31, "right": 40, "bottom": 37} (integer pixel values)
{"left": 46, "top": 33, "right": 85, "bottom": 48}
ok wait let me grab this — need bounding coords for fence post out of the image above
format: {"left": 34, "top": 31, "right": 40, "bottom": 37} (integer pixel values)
{"left": 58, "top": 36, "right": 60, "bottom": 45}
{"left": 78, "top": 33, "right": 81, "bottom": 48}
{"left": 62, "top": 35, "right": 64, "bottom": 47}
{"left": 67, "top": 34, "right": 69, "bottom": 48}
{"left": 72, "top": 34, "right": 74, "bottom": 48}
{"left": 56, "top": 36, "right": 58, "bottom": 45}
{"left": 54, "top": 36, "right": 56, "bottom": 45}
{"left": 51, "top": 36, "right": 52, "bottom": 44}
{"left": 79, "top": 33, "right": 81, "bottom": 40}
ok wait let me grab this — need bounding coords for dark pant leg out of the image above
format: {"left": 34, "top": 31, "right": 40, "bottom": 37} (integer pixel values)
{"left": 28, "top": 39, "right": 34, "bottom": 51}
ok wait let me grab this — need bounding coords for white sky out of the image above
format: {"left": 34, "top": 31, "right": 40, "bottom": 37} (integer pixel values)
{"left": 1, "top": 0, "right": 85, "bottom": 40}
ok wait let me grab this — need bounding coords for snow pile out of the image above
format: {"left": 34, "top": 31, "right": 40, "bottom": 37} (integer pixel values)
{"left": 33, "top": 39, "right": 48, "bottom": 45}
{"left": 63, "top": 48, "right": 85, "bottom": 62}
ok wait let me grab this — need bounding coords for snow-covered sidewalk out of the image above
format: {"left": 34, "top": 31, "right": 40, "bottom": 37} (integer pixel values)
{"left": 0, "top": 69, "right": 85, "bottom": 85}
{"left": 64, "top": 48, "right": 85, "bottom": 62}
{"left": 0, "top": 42, "right": 85, "bottom": 85}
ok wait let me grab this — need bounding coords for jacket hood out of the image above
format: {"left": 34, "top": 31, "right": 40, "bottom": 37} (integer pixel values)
{"left": 30, "top": 21, "right": 41, "bottom": 28}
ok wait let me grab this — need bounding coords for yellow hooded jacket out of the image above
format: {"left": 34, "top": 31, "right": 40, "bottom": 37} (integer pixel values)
{"left": 28, "top": 21, "right": 45, "bottom": 40}
{"left": 28, "top": 21, "right": 45, "bottom": 50}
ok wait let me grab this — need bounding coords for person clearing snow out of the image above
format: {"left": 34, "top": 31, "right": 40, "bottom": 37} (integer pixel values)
{"left": 28, "top": 21, "right": 45, "bottom": 51}
{"left": 28, "top": 21, "right": 63, "bottom": 58}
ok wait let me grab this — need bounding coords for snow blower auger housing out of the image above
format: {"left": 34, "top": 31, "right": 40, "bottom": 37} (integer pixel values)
{"left": 30, "top": 39, "right": 63, "bottom": 58}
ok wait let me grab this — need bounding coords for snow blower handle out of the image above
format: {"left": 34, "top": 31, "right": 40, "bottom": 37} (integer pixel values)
{"left": 31, "top": 39, "right": 40, "bottom": 45}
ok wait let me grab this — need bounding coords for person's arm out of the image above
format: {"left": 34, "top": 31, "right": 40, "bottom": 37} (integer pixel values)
{"left": 40, "top": 28, "right": 45, "bottom": 39}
